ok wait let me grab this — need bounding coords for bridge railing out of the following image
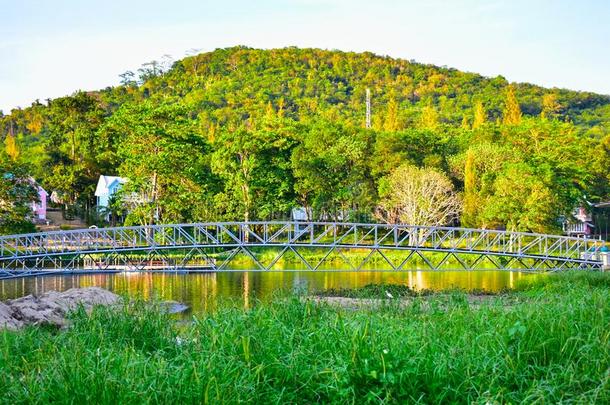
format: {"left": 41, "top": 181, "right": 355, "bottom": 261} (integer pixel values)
{"left": 0, "top": 222, "right": 604, "bottom": 264}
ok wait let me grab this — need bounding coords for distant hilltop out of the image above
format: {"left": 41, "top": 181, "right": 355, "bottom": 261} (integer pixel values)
{"left": 3, "top": 46, "right": 610, "bottom": 133}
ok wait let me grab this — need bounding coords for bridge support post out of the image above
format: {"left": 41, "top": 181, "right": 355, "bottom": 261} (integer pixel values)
{"left": 602, "top": 252, "right": 609, "bottom": 271}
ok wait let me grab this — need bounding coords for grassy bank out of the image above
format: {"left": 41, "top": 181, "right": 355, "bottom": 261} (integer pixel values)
{"left": 1, "top": 272, "right": 609, "bottom": 404}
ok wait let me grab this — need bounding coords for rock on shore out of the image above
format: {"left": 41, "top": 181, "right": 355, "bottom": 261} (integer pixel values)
{"left": 0, "top": 301, "right": 23, "bottom": 330}
{"left": 0, "top": 287, "right": 120, "bottom": 330}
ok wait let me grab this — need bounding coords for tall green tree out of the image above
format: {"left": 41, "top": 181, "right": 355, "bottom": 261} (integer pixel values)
{"left": 371, "top": 129, "right": 456, "bottom": 179}
{"left": 292, "top": 121, "right": 374, "bottom": 221}
{"left": 212, "top": 123, "right": 296, "bottom": 221}
{"left": 503, "top": 85, "right": 522, "bottom": 125}
{"left": 462, "top": 149, "right": 478, "bottom": 227}
{"left": 472, "top": 101, "right": 486, "bottom": 129}
{"left": 541, "top": 93, "right": 561, "bottom": 120}
{"left": 43, "top": 92, "right": 107, "bottom": 206}
{"left": 482, "top": 163, "right": 557, "bottom": 232}
{"left": 101, "top": 100, "right": 216, "bottom": 225}
{"left": 0, "top": 156, "right": 37, "bottom": 234}
{"left": 383, "top": 97, "right": 399, "bottom": 132}
{"left": 503, "top": 118, "right": 590, "bottom": 218}
{"left": 4, "top": 132, "right": 19, "bottom": 161}
{"left": 420, "top": 101, "right": 439, "bottom": 129}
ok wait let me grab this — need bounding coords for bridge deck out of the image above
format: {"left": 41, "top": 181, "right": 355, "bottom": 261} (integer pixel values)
{"left": 0, "top": 222, "right": 605, "bottom": 278}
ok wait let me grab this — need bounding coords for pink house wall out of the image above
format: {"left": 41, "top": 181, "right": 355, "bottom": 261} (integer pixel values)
{"left": 32, "top": 186, "right": 47, "bottom": 220}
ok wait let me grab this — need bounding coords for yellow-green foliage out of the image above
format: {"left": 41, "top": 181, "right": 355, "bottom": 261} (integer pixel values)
{"left": 0, "top": 47, "right": 608, "bottom": 231}
{"left": 3, "top": 133, "right": 19, "bottom": 161}
{"left": 503, "top": 84, "right": 522, "bottom": 125}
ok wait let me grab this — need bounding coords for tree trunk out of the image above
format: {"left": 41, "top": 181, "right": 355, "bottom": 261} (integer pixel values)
{"left": 151, "top": 171, "right": 158, "bottom": 226}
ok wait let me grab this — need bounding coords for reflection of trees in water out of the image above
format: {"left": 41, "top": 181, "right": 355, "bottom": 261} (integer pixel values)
{"left": 0, "top": 271, "right": 537, "bottom": 315}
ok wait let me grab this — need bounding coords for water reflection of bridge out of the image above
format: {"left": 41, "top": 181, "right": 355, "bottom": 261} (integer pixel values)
{"left": 0, "top": 271, "right": 533, "bottom": 312}
{"left": 0, "top": 222, "right": 605, "bottom": 279}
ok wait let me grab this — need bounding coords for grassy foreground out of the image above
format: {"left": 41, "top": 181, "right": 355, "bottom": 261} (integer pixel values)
{"left": 1, "top": 273, "right": 609, "bottom": 404}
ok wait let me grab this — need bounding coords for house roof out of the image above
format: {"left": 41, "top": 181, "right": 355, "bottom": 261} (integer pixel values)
{"left": 291, "top": 206, "right": 311, "bottom": 221}
{"left": 94, "top": 175, "right": 127, "bottom": 197}
{"left": 27, "top": 177, "right": 47, "bottom": 196}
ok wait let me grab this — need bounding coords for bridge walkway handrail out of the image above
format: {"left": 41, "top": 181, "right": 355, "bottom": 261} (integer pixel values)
{"left": 0, "top": 222, "right": 604, "bottom": 264}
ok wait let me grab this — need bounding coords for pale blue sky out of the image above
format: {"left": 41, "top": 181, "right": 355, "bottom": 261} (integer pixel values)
{"left": 1, "top": 0, "right": 609, "bottom": 112}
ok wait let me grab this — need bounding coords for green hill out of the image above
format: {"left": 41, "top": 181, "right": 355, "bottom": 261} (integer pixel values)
{"left": 1, "top": 46, "right": 609, "bottom": 233}
{"left": 138, "top": 47, "right": 610, "bottom": 132}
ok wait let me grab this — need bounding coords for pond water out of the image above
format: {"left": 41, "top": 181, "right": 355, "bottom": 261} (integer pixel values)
{"left": 0, "top": 270, "right": 536, "bottom": 316}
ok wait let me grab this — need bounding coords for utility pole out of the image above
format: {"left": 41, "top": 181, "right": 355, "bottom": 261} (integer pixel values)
{"left": 365, "top": 88, "right": 371, "bottom": 129}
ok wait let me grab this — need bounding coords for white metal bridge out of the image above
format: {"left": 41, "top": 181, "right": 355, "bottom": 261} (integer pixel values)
{"left": 0, "top": 222, "right": 605, "bottom": 279}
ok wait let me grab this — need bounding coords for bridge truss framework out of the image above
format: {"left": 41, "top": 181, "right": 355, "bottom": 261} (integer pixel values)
{"left": 0, "top": 222, "right": 605, "bottom": 279}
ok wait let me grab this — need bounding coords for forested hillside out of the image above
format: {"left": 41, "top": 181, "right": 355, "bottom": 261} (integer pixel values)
{"left": 1, "top": 46, "right": 609, "bottom": 233}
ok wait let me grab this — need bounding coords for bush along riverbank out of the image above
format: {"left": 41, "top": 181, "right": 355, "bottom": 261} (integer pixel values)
{"left": 0, "top": 272, "right": 609, "bottom": 404}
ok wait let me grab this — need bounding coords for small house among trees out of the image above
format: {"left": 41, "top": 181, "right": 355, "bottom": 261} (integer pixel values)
{"left": 563, "top": 203, "right": 610, "bottom": 240}
{"left": 31, "top": 183, "right": 47, "bottom": 221}
{"left": 563, "top": 206, "right": 594, "bottom": 237}
{"left": 95, "top": 175, "right": 127, "bottom": 221}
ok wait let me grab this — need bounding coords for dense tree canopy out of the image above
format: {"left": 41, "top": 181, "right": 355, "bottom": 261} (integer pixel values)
{"left": 0, "top": 156, "right": 38, "bottom": 234}
{"left": 1, "top": 46, "right": 609, "bottom": 233}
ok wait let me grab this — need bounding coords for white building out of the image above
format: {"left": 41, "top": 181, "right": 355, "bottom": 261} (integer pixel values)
{"left": 95, "top": 175, "right": 127, "bottom": 221}
{"left": 291, "top": 206, "right": 312, "bottom": 221}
